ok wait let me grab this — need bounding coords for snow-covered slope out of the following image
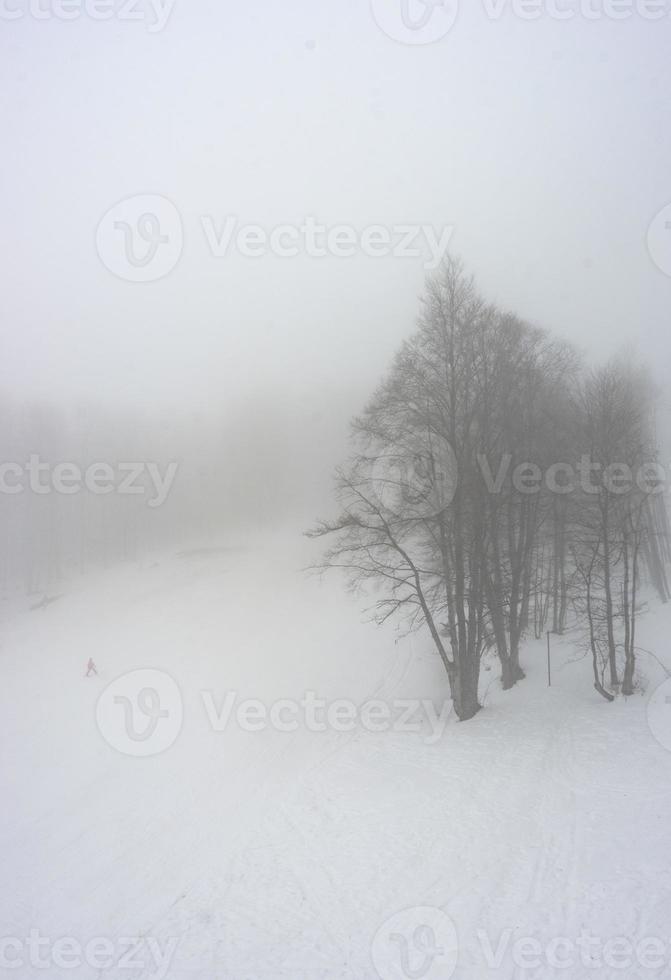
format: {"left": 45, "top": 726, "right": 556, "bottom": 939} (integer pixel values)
{"left": 2, "top": 531, "right": 670, "bottom": 979}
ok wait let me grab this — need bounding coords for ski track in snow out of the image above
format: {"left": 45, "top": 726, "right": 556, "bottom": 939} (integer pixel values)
{"left": 1, "top": 532, "right": 671, "bottom": 980}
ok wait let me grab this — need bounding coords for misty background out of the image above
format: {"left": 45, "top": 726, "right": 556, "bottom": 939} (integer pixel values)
{"left": 1, "top": 1, "right": 670, "bottom": 587}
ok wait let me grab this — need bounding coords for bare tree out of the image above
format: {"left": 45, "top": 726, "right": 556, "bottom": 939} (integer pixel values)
{"left": 570, "top": 360, "right": 660, "bottom": 696}
{"left": 311, "top": 263, "right": 670, "bottom": 718}
{"left": 310, "top": 259, "right": 493, "bottom": 719}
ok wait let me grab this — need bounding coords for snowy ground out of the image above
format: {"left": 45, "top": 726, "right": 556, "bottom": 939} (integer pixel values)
{"left": 2, "top": 529, "right": 671, "bottom": 980}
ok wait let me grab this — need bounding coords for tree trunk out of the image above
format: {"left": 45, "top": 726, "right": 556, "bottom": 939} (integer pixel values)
{"left": 452, "top": 650, "right": 481, "bottom": 721}
{"left": 622, "top": 528, "right": 639, "bottom": 696}
{"left": 601, "top": 497, "right": 619, "bottom": 689}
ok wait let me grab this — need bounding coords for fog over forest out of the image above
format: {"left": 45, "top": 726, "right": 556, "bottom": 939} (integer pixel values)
{"left": 2, "top": 4, "right": 671, "bottom": 979}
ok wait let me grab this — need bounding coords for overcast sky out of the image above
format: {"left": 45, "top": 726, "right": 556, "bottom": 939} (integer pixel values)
{"left": 1, "top": 1, "right": 670, "bottom": 437}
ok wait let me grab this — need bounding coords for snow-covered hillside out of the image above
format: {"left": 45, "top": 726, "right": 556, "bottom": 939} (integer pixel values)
{"left": 2, "top": 531, "right": 671, "bottom": 979}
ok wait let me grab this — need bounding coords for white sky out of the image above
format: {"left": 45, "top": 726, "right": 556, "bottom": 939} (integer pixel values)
{"left": 1, "top": 1, "right": 670, "bottom": 435}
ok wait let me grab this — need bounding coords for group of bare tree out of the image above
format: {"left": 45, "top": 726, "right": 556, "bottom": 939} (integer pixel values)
{"left": 310, "top": 258, "right": 670, "bottom": 720}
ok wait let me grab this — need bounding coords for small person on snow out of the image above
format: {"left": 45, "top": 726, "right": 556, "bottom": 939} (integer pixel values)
{"left": 85, "top": 658, "right": 98, "bottom": 677}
